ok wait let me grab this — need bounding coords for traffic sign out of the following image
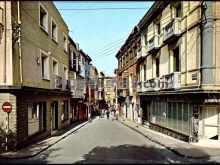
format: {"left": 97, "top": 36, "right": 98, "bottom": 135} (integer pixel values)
{"left": 2, "top": 102, "right": 12, "bottom": 113}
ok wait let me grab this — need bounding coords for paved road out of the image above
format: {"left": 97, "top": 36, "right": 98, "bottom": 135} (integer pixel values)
{"left": 0, "top": 117, "right": 217, "bottom": 164}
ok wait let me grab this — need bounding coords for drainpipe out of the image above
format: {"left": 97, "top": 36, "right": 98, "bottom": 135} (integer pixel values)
{"left": 200, "top": 1, "right": 214, "bottom": 86}
{"left": 17, "top": 1, "right": 22, "bottom": 85}
{"left": 4, "top": 1, "right": 6, "bottom": 83}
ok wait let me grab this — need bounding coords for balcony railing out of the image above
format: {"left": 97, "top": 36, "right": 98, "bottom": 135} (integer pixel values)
{"left": 148, "top": 34, "right": 159, "bottom": 54}
{"left": 70, "top": 78, "right": 86, "bottom": 98}
{"left": 98, "top": 86, "right": 104, "bottom": 92}
{"left": 122, "top": 89, "right": 129, "bottom": 97}
{"left": 136, "top": 81, "right": 142, "bottom": 93}
{"left": 162, "top": 72, "right": 181, "bottom": 90}
{"left": 163, "top": 18, "right": 181, "bottom": 43}
{"left": 52, "top": 75, "right": 63, "bottom": 89}
{"left": 62, "top": 79, "right": 70, "bottom": 90}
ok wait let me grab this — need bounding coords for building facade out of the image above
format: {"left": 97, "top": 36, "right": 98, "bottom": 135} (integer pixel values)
{"left": 0, "top": 1, "right": 72, "bottom": 150}
{"left": 104, "top": 76, "right": 116, "bottom": 109}
{"left": 97, "top": 71, "right": 106, "bottom": 110}
{"left": 115, "top": 27, "right": 141, "bottom": 123}
{"left": 116, "top": 1, "right": 220, "bottom": 143}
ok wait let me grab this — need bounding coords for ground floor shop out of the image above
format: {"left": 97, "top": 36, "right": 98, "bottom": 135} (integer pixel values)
{"left": 0, "top": 88, "right": 71, "bottom": 151}
{"left": 71, "top": 99, "right": 88, "bottom": 123}
{"left": 117, "top": 95, "right": 140, "bottom": 123}
{"left": 139, "top": 92, "right": 220, "bottom": 142}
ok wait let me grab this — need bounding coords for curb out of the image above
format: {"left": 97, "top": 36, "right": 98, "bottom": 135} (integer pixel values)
{"left": 0, "top": 119, "right": 93, "bottom": 159}
{"left": 117, "top": 119, "right": 209, "bottom": 159}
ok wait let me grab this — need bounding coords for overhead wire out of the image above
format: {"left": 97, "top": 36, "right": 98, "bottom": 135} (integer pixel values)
{"left": 19, "top": 1, "right": 199, "bottom": 63}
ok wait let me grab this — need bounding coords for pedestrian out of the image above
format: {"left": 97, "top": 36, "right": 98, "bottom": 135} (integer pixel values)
{"left": 106, "top": 109, "right": 110, "bottom": 119}
{"left": 115, "top": 110, "right": 119, "bottom": 120}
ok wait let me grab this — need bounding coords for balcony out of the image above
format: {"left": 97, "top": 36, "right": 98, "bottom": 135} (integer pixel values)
{"left": 162, "top": 72, "right": 181, "bottom": 90}
{"left": 148, "top": 34, "right": 160, "bottom": 54}
{"left": 122, "top": 89, "right": 129, "bottom": 97}
{"left": 98, "top": 87, "right": 104, "bottom": 92}
{"left": 163, "top": 18, "right": 181, "bottom": 43}
{"left": 52, "top": 75, "right": 63, "bottom": 89}
{"left": 62, "top": 79, "right": 70, "bottom": 90}
{"left": 70, "top": 78, "right": 86, "bottom": 98}
{"left": 146, "top": 78, "right": 160, "bottom": 91}
{"left": 136, "top": 81, "right": 142, "bottom": 93}
{"left": 137, "top": 46, "right": 148, "bottom": 60}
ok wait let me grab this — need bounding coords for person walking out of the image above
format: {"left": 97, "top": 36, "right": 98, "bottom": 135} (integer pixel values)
{"left": 106, "top": 109, "right": 110, "bottom": 119}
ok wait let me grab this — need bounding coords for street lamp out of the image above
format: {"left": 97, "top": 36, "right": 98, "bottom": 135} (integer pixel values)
{"left": 0, "top": 7, "right": 4, "bottom": 43}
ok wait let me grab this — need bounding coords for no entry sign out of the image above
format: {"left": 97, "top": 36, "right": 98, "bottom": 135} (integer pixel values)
{"left": 2, "top": 102, "right": 12, "bottom": 113}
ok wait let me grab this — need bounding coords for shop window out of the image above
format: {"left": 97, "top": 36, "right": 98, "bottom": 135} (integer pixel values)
{"left": 32, "top": 103, "right": 39, "bottom": 119}
{"left": 28, "top": 102, "right": 46, "bottom": 136}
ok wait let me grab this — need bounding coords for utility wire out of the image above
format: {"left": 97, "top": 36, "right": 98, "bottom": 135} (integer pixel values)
{"left": 19, "top": 2, "right": 199, "bottom": 61}
{"left": 90, "top": 35, "right": 128, "bottom": 54}
{"left": 91, "top": 40, "right": 126, "bottom": 58}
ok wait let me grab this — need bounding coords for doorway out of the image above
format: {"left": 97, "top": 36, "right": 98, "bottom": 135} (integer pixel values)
{"left": 142, "top": 101, "right": 150, "bottom": 125}
{"left": 203, "top": 105, "right": 219, "bottom": 140}
{"left": 51, "top": 101, "right": 58, "bottom": 130}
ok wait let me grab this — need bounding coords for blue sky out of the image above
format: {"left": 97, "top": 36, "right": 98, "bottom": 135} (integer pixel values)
{"left": 54, "top": 1, "right": 153, "bottom": 76}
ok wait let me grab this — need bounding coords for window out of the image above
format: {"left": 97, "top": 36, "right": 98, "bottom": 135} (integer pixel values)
{"left": 107, "top": 80, "right": 112, "bottom": 88}
{"left": 41, "top": 52, "right": 49, "bottom": 79}
{"left": 122, "top": 77, "right": 128, "bottom": 89}
{"left": 144, "top": 34, "right": 148, "bottom": 46}
{"left": 62, "top": 100, "right": 69, "bottom": 121}
{"left": 64, "top": 66, "right": 68, "bottom": 80}
{"left": 156, "top": 58, "right": 160, "bottom": 77}
{"left": 176, "top": 2, "right": 182, "bottom": 18}
{"left": 28, "top": 102, "right": 46, "bottom": 136}
{"left": 63, "top": 34, "right": 68, "bottom": 52}
{"left": 143, "top": 64, "right": 147, "bottom": 81}
{"left": 39, "top": 3, "right": 48, "bottom": 32}
{"left": 32, "top": 103, "right": 39, "bottom": 119}
{"left": 157, "top": 23, "right": 161, "bottom": 35}
{"left": 82, "top": 57, "right": 85, "bottom": 65}
{"left": 52, "top": 59, "right": 58, "bottom": 76}
{"left": 173, "top": 47, "right": 180, "bottom": 72}
{"left": 51, "top": 18, "right": 58, "bottom": 42}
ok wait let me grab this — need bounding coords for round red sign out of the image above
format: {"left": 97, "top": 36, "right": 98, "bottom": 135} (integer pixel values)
{"left": 2, "top": 102, "right": 12, "bottom": 113}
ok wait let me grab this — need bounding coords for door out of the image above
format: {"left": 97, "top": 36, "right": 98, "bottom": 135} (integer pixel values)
{"left": 203, "top": 105, "right": 219, "bottom": 140}
{"left": 51, "top": 101, "right": 58, "bottom": 130}
{"left": 142, "top": 101, "right": 150, "bottom": 125}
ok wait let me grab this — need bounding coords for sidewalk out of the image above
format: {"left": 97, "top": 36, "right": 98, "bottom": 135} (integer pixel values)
{"left": 118, "top": 117, "right": 220, "bottom": 159}
{"left": 0, "top": 117, "right": 95, "bottom": 159}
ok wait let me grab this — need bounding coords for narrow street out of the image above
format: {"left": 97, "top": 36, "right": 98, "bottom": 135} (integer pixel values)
{"left": 0, "top": 116, "right": 215, "bottom": 164}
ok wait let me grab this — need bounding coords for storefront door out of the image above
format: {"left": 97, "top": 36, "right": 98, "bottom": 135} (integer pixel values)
{"left": 203, "top": 105, "right": 219, "bottom": 140}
